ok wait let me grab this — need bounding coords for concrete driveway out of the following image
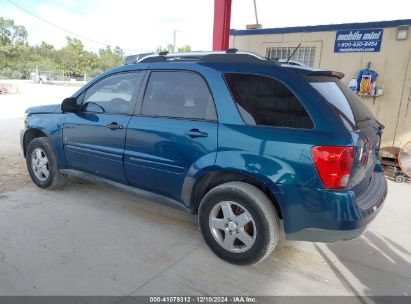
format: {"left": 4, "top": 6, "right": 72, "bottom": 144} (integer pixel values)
{"left": 0, "top": 82, "right": 410, "bottom": 296}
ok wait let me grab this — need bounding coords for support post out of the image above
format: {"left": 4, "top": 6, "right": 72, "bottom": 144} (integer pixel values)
{"left": 212, "top": 0, "right": 232, "bottom": 51}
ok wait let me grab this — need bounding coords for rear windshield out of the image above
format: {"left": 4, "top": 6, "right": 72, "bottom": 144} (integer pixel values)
{"left": 309, "top": 77, "right": 375, "bottom": 126}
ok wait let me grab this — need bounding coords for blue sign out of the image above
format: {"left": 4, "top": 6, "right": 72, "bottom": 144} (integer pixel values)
{"left": 334, "top": 29, "right": 383, "bottom": 53}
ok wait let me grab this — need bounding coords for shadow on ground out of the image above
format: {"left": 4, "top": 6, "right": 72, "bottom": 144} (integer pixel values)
{"left": 317, "top": 231, "right": 411, "bottom": 296}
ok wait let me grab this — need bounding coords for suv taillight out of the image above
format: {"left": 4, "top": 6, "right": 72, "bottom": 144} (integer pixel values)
{"left": 311, "top": 146, "right": 355, "bottom": 189}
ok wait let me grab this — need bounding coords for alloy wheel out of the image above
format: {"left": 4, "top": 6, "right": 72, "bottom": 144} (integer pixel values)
{"left": 209, "top": 201, "right": 257, "bottom": 253}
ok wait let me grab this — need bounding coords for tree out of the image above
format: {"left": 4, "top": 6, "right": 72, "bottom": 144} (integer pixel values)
{"left": 98, "top": 46, "right": 124, "bottom": 72}
{"left": 113, "top": 46, "right": 124, "bottom": 60}
{"left": 178, "top": 45, "right": 191, "bottom": 52}
{"left": 0, "top": 17, "right": 27, "bottom": 46}
{"left": 56, "top": 37, "right": 86, "bottom": 77}
{"left": 34, "top": 42, "right": 55, "bottom": 59}
{"left": 0, "top": 17, "right": 29, "bottom": 78}
{"left": 155, "top": 43, "right": 177, "bottom": 53}
{"left": 155, "top": 45, "right": 164, "bottom": 53}
{"left": 0, "top": 17, "right": 126, "bottom": 79}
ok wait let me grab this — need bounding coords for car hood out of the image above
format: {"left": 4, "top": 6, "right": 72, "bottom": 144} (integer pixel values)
{"left": 26, "top": 104, "right": 61, "bottom": 114}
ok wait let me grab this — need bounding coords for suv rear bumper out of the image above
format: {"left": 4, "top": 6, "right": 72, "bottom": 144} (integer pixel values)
{"left": 279, "top": 172, "right": 387, "bottom": 243}
{"left": 285, "top": 226, "right": 368, "bottom": 243}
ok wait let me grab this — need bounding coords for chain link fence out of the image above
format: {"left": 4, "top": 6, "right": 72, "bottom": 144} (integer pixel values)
{"left": 30, "top": 70, "right": 93, "bottom": 85}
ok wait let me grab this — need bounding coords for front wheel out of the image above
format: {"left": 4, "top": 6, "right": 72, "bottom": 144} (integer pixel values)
{"left": 26, "top": 137, "right": 67, "bottom": 189}
{"left": 198, "top": 182, "right": 280, "bottom": 265}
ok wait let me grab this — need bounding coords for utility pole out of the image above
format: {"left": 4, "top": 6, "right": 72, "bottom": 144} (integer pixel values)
{"left": 246, "top": 0, "right": 262, "bottom": 29}
{"left": 253, "top": 0, "right": 259, "bottom": 24}
{"left": 173, "top": 30, "right": 181, "bottom": 52}
{"left": 173, "top": 30, "right": 176, "bottom": 52}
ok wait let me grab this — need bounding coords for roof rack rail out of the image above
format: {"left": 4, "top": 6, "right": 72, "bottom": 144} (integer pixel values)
{"left": 138, "top": 50, "right": 279, "bottom": 65}
{"left": 124, "top": 52, "right": 155, "bottom": 65}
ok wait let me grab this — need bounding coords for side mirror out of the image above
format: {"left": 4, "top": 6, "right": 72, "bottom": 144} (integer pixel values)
{"left": 61, "top": 97, "right": 78, "bottom": 113}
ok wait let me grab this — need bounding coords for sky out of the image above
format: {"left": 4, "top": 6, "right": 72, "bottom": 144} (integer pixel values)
{"left": 1, "top": 0, "right": 410, "bottom": 54}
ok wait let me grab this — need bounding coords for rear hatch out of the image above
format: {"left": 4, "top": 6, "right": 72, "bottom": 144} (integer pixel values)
{"left": 308, "top": 75, "right": 383, "bottom": 193}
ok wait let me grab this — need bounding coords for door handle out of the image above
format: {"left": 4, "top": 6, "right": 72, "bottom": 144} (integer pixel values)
{"left": 106, "top": 122, "right": 123, "bottom": 130}
{"left": 185, "top": 129, "right": 208, "bottom": 138}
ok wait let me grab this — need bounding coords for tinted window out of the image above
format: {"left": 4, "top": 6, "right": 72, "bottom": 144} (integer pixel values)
{"left": 310, "top": 78, "right": 376, "bottom": 126}
{"left": 82, "top": 72, "right": 142, "bottom": 114}
{"left": 224, "top": 73, "right": 313, "bottom": 129}
{"left": 141, "top": 71, "right": 216, "bottom": 120}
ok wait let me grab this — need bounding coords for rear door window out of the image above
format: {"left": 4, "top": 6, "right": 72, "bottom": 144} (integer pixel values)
{"left": 309, "top": 77, "right": 376, "bottom": 126}
{"left": 224, "top": 73, "right": 314, "bottom": 129}
{"left": 141, "top": 71, "right": 217, "bottom": 121}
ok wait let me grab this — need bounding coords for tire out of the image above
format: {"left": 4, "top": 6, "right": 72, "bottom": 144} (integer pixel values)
{"left": 198, "top": 181, "right": 280, "bottom": 265}
{"left": 26, "top": 137, "right": 67, "bottom": 189}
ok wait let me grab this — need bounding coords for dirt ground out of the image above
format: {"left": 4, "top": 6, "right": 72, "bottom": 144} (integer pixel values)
{"left": 0, "top": 82, "right": 410, "bottom": 297}
{"left": 0, "top": 119, "right": 29, "bottom": 193}
{"left": 0, "top": 81, "right": 78, "bottom": 192}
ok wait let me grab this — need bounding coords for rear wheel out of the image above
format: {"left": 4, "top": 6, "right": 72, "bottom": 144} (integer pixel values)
{"left": 198, "top": 182, "right": 280, "bottom": 265}
{"left": 26, "top": 137, "right": 67, "bottom": 189}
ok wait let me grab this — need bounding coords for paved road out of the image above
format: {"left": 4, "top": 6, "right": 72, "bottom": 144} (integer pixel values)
{"left": 0, "top": 84, "right": 410, "bottom": 296}
{"left": 0, "top": 81, "right": 79, "bottom": 120}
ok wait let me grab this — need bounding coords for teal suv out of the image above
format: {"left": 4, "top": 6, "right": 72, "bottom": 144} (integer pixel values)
{"left": 21, "top": 51, "right": 387, "bottom": 265}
